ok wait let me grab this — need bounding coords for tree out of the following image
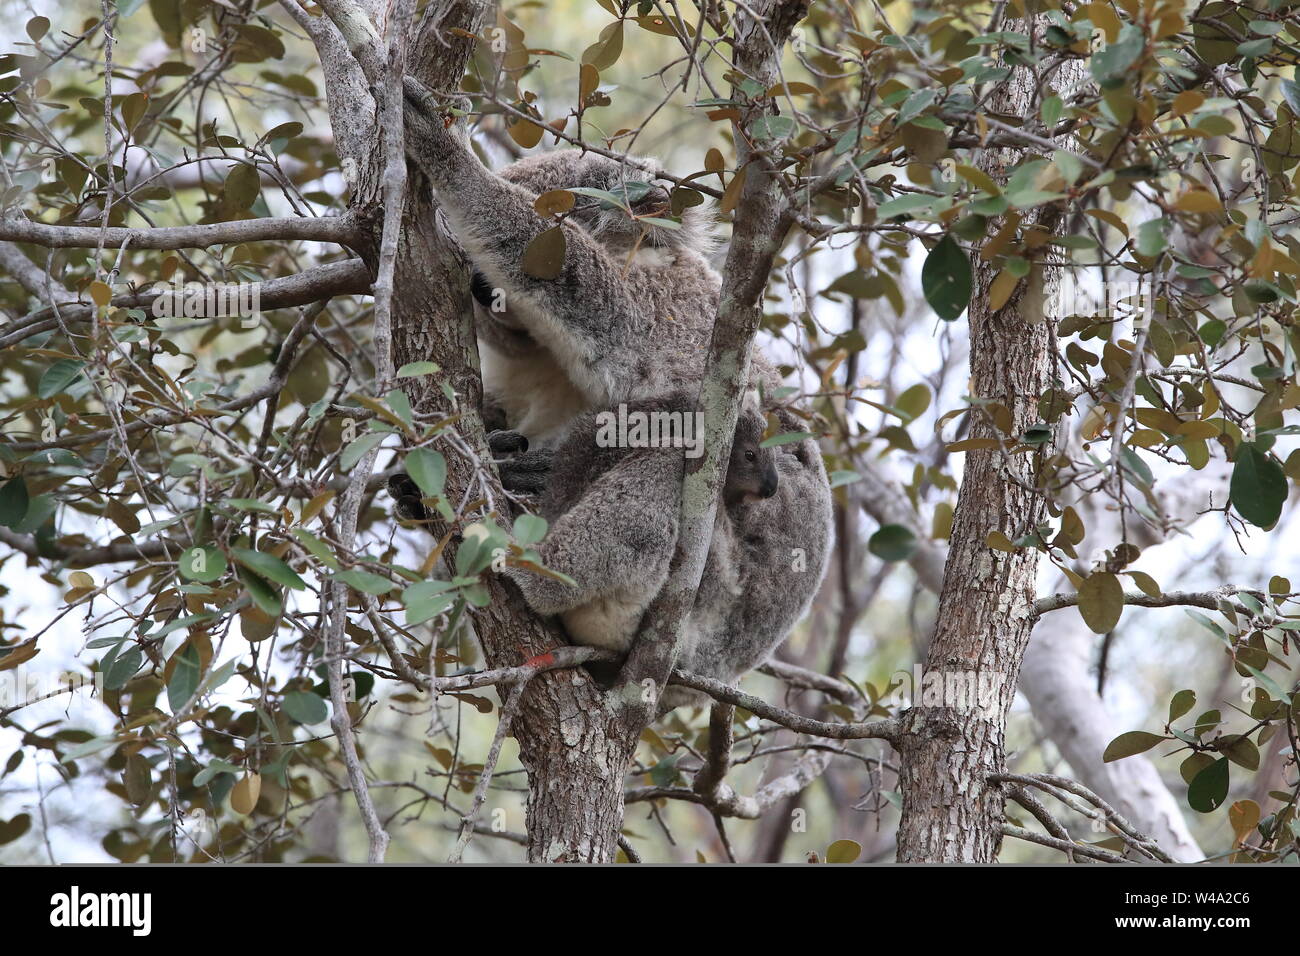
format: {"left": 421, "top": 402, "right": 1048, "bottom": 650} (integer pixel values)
{"left": 1, "top": 0, "right": 1297, "bottom": 865}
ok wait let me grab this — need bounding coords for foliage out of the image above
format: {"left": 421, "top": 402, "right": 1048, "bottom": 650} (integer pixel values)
{"left": 0, "top": 0, "right": 1298, "bottom": 862}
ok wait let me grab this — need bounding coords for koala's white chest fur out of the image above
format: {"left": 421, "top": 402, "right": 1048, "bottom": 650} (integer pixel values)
{"left": 561, "top": 594, "right": 643, "bottom": 653}
{"left": 479, "top": 339, "right": 589, "bottom": 449}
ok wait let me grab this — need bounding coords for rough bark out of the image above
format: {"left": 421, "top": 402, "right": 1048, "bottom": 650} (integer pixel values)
{"left": 894, "top": 36, "right": 1061, "bottom": 862}
{"left": 307, "top": 0, "right": 818, "bottom": 861}
{"left": 300, "top": 0, "right": 630, "bottom": 862}
{"left": 388, "top": 1, "right": 632, "bottom": 863}
{"left": 854, "top": 451, "right": 1203, "bottom": 858}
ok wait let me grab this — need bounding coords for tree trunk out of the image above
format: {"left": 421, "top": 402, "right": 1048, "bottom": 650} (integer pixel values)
{"left": 894, "top": 31, "right": 1061, "bottom": 862}
{"left": 390, "top": 3, "right": 638, "bottom": 863}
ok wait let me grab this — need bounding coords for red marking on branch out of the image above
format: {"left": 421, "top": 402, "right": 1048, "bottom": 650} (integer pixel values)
{"left": 524, "top": 652, "right": 556, "bottom": 669}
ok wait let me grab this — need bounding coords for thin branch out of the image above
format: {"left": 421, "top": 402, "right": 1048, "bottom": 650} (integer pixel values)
{"left": 1033, "top": 586, "right": 1269, "bottom": 618}
{"left": 447, "top": 679, "right": 527, "bottom": 863}
{"left": 669, "top": 669, "right": 899, "bottom": 742}
{"left": 1001, "top": 824, "right": 1131, "bottom": 863}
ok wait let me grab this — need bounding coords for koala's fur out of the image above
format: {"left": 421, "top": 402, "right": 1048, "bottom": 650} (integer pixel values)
{"left": 401, "top": 79, "right": 833, "bottom": 701}
{"left": 504, "top": 392, "right": 769, "bottom": 671}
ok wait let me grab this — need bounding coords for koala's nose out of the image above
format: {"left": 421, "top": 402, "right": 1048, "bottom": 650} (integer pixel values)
{"left": 760, "top": 468, "right": 779, "bottom": 499}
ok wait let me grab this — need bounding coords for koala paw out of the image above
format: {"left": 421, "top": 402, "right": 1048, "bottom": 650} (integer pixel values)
{"left": 488, "top": 429, "right": 530, "bottom": 457}
{"left": 387, "top": 472, "right": 430, "bottom": 524}
{"left": 486, "top": 430, "right": 550, "bottom": 494}
{"left": 499, "top": 451, "right": 553, "bottom": 495}
{"left": 402, "top": 77, "right": 471, "bottom": 129}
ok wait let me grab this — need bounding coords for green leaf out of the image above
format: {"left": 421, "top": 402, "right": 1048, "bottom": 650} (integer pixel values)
{"left": 455, "top": 521, "right": 508, "bottom": 577}
{"left": 292, "top": 529, "right": 340, "bottom": 571}
{"left": 397, "top": 361, "right": 440, "bottom": 377}
{"left": 1230, "top": 442, "right": 1286, "bottom": 527}
{"left": 1089, "top": 23, "right": 1145, "bottom": 89}
{"left": 13, "top": 493, "right": 55, "bottom": 534}
{"left": 750, "top": 115, "right": 797, "bottom": 141}
{"left": 178, "top": 546, "right": 227, "bottom": 583}
{"left": 581, "top": 19, "right": 623, "bottom": 70}
{"left": 513, "top": 513, "right": 548, "bottom": 545}
{"left": 921, "top": 235, "right": 972, "bottom": 321}
{"left": 1218, "top": 734, "right": 1260, "bottom": 771}
{"left": 868, "top": 524, "right": 917, "bottom": 562}
{"left": 282, "top": 690, "right": 328, "bottom": 724}
{"left": 194, "top": 759, "right": 240, "bottom": 787}
{"left": 875, "top": 194, "right": 933, "bottom": 220}
{"left": 1077, "top": 572, "right": 1123, "bottom": 634}
{"left": 894, "top": 383, "right": 931, "bottom": 423}
{"left": 0, "top": 478, "right": 29, "bottom": 528}
{"left": 232, "top": 548, "right": 306, "bottom": 590}
{"left": 1022, "top": 424, "right": 1052, "bottom": 446}
{"left": 1168, "top": 689, "right": 1196, "bottom": 723}
{"left": 339, "top": 432, "right": 386, "bottom": 472}
{"left": 386, "top": 389, "right": 413, "bottom": 428}
{"left": 825, "top": 838, "right": 862, "bottom": 863}
{"left": 261, "top": 121, "right": 303, "bottom": 145}
{"left": 1135, "top": 218, "right": 1169, "bottom": 257}
{"left": 760, "top": 431, "right": 813, "bottom": 448}
{"left": 104, "top": 646, "right": 143, "bottom": 690}
{"left": 37, "top": 359, "right": 86, "bottom": 399}
{"left": 1102, "top": 730, "right": 1165, "bottom": 762}
{"left": 1187, "top": 757, "right": 1230, "bottom": 813}
{"left": 59, "top": 734, "right": 119, "bottom": 763}
{"left": 403, "top": 582, "right": 457, "bottom": 627}
{"left": 1241, "top": 663, "right": 1286, "bottom": 701}
{"left": 1282, "top": 79, "right": 1300, "bottom": 117}
{"left": 221, "top": 163, "right": 260, "bottom": 210}
{"left": 828, "top": 470, "right": 862, "bottom": 488}
{"left": 406, "top": 448, "right": 447, "bottom": 498}
{"left": 166, "top": 643, "right": 202, "bottom": 714}
{"left": 335, "top": 568, "right": 397, "bottom": 595}
{"left": 239, "top": 569, "right": 282, "bottom": 616}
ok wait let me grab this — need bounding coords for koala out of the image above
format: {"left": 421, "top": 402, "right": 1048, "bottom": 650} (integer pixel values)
{"left": 398, "top": 78, "right": 833, "bottom": 701}
{"left": 506, "top": 393, "right": 792, "bottom": 700}
{"left": 401, "top": 80, "right": 725, "bottom": 446}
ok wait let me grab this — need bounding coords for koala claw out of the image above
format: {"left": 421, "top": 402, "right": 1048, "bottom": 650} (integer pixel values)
{"left": 498, "top": 450, "right": 553, "bottom": 495}
{"left": 488, "top": 429, "right": 529, "bottom": 456}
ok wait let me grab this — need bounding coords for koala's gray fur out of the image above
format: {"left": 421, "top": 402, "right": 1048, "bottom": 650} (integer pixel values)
{"left": 507, "top": 393, "right": 806, "bottom": 704}
{"left": 401, "top": 79, "right": 833, "bottom": 702}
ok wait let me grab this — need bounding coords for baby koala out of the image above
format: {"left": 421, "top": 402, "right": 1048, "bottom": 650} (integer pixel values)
{"left": 506, "top": 391, "right": 778, "bottom": 687}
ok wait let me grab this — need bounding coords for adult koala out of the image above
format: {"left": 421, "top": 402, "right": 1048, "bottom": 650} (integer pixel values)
{"left": 396, "top": 78, "right": 832, "bottom": 698}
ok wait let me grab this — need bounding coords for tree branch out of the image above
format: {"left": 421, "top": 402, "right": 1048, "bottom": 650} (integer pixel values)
{"left": 0, "top": 214, "right": 357, "bottom": 250}
{"left": 1, "top": 259, "right": 372, "bottom": 350}
{"left": 669, "top": 669, "right": 898, "bottom": 742}
{"left": 615, "top": 0, "right": 811, "bottom": 727}
{"left": 1033, "top": 586, "right": 1267, "bottom": 618}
